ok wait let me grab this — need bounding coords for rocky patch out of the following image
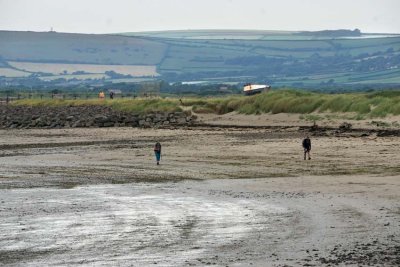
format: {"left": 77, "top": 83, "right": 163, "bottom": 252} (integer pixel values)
{"left": 0, "top": 105, "right": 196, "bottom": 129}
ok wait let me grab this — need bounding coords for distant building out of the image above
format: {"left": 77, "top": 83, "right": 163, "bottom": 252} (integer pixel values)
{"left": 107, "top": 89, "right": 122, "bottom": 94}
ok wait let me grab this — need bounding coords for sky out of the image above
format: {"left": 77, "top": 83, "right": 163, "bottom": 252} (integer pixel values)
{"left": 0, "top": 0, "right": 399, "bottom": 34}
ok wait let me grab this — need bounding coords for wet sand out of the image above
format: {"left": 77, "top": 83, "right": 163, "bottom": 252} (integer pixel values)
{"left": 0, "top": 127, "right": 399, "bottom": 266}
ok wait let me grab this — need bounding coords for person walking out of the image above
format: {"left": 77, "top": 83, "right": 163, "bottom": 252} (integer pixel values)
{"left": 154, "top": 142, "right": 162, "bottom": 165}
{"left": 302, "top": 136, "right": 311, "bottom": 160}
{"left": 98, "top": 91, "right": 105, "bottom": 99}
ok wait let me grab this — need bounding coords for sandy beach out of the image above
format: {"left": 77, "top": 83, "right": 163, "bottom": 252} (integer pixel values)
{"left": 0, "top": 118, "right": 399, "bottom": 266}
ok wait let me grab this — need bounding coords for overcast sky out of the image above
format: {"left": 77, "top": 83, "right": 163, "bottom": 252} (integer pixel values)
{"left": 1, "top": 0, "right": 399, "bottom": 34}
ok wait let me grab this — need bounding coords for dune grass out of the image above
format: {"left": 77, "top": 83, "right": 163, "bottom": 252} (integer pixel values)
{"left": 12, "top": 89, "right": 400, "bottom": 117}
{"left": 181, "top": 89, "right": 400, "bottom": 117}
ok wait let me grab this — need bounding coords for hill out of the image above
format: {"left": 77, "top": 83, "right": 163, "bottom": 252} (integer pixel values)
{"left": 0, "top": 29, "right": 400, "bottom": 89}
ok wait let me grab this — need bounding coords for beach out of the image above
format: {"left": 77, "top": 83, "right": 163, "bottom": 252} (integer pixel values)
{"left": 0, "top": 123, "right": 399, "bottom": 266}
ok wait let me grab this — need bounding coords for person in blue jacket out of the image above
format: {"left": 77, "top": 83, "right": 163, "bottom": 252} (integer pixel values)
{"left": 154, "top": 142, "right": 162, "bottom": 165}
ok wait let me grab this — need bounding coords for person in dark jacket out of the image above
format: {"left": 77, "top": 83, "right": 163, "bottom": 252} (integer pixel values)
{"left": 154, "top": 142, "right": 162, "bottom": 165}
{"left": 302, "top": 136, "right": 311, "bottom": 160}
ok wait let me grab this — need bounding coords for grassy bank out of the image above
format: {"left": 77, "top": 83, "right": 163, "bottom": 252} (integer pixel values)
{"left": 12, "top": 98, "right": 182, "bottom": 114}
{"left": 186, "top": 90, "right": 400, "bottom": 118}
{"left": 12, "top": 90, "right": 400, "bottom": 117}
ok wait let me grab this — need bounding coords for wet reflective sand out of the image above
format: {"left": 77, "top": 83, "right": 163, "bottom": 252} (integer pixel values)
{"left": 1, "top": 177, "right": 399, "bottom": 266}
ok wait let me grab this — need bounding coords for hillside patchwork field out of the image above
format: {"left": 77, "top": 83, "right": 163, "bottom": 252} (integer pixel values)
{"left": 8, "top": 61, "right": 159, "bottom": 77}
{"left": 0, "top": 30, "right": 400, "bottom": 87}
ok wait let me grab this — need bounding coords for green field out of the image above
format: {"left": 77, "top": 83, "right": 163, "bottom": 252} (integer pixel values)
{"left": 1, "top": 30, "right": 400, "bottom": 87}
{"left": 8, "top": 61, "right": 158, "bottom": 76}
{"left": 38, "top": 73, "right": 108, "bottom": 81}
{"left": 121, "top": 29, "right": 399, "bottom": 40}
{"left": 0, "top": 67, "right": 31, "bottom": 77}
{"left": 0, "top": 31, "right": 166, "bottom": 65}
